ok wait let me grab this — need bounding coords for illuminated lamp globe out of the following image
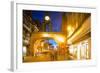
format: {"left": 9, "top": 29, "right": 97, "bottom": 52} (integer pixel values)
{"left": 45, "top": 16, "right": 50, "bottom": 21}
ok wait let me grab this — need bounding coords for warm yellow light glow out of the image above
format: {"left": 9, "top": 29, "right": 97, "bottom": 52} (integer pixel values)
{"left": 67, "top": 25, "right": 72, "bottom": 31}
{"left": 55, "top": 35, "right": 65, "bottom": 43}
{"left": 68, "top": 31, "right": 73, "bottom": 36}
{"left": 43, "top": 33, "right": 49, "bottom": 37}
{"left": 67, "top": 25, "right": 74, "bottom": 37}
{"left": 23, "top": 46, "right": 27, "bottom": 56}
{"left": 67, "top": 40, "right": 72, "bottom": 44}
{"left": 45, "top": 16, "right": 50, "bottom": 21}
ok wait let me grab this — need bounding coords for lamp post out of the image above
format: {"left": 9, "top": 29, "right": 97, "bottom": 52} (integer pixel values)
{"left": 42, "top": 15, "right": 52, "bottom": 32}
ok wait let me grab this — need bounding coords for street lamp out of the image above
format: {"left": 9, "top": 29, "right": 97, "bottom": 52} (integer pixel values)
{"left": 43, "top": 15, "right": 52, "bottom": 32}
{"left": 44, "top": 16, "right": 50, "bottom": 21}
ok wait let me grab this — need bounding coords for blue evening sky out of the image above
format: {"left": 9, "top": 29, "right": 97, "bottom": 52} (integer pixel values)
{"left": 32, "top": 11, "right": 62, "bottom": 32}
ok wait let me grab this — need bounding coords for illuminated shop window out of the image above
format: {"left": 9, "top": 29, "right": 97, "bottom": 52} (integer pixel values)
{"left": 69, "top": 40, "right": 89, "bottom": 60}
{"left": 78, "top": 40, "right": 89, "bottom": 60}
{"left": 23, "top": 46, "right": 27, "bottom": 56}
{"left": 69, "top": 46, "right": 74, "bottom": 54}
{"left": 69, "top": 45, "right": 77, "bottom": 59}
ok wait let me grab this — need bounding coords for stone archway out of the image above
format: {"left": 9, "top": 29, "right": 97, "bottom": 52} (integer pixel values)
{"left": 33, "top": 38, "right": 58, "bottom": 56}
{"left": 28, "top": 32, "right": 67, "bottom": 56}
